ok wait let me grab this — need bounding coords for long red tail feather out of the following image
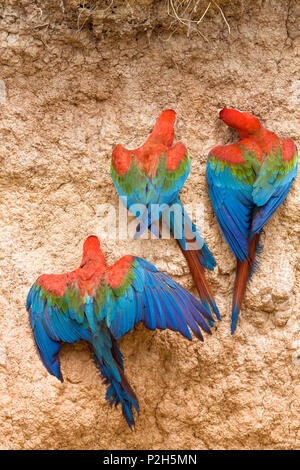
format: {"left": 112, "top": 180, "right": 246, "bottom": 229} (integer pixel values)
{"left": 177, "top": 241, "right": 220, "bottom": 320}
{"left": 231, "top": 234, "right": 260, "bottom": 334}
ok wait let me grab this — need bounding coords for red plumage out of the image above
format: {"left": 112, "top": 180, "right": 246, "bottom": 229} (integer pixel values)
{"left": 37, "top": 236, "right": 133, "bottom": 296}
{"left": 111, "top": 109, "right": 187, "bottom": 177}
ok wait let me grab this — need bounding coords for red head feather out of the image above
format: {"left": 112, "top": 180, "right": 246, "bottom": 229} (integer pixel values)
{"left": 152, "top": 109, "right": 176, "bottom": 147}
{"left": 219, "top": 108, "right": 280, "bottom": 153}
{"left": 133, "top": 109, "right": 177, "bottom": 175}
{"left": 219, "top": 108, "right": 262, "bottom": 138}
{"left": 111, "top": 110, "right": 182, "bottom": 177}
{"left": 81, "top": 236, "right": 106, "bottom": 265}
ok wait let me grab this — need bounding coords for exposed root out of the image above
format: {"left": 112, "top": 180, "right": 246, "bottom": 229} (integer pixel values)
{"left": 167, "top": 0, "right": 231, "bottom": 38}
{"left": 76, "top": 0, "right": 114, "bottom": 32}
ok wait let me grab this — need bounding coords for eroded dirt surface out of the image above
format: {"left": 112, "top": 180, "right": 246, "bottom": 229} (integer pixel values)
{"left": 0, "top": 0, "right": 299, "bottom": 450}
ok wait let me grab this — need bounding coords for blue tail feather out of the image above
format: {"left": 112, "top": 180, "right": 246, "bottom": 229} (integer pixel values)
{"left": 248, "top": 232, "right": 264, "bottom": 281}
{"left": 94, "top": 340, "right": 139, "bottom": 430}
{"left": 231, "top": 304, "right": 239, "bottom": 335}
{"left": 197, "top": 243, "right": 217, "bottom": 271}
{"left": 168, "top": 199, "right": 216, "bottom": 269}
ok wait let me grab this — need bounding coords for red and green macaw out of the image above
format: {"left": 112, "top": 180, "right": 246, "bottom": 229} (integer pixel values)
{"left": 110, "top": 110, "right": 220, "bottom": 321}
{"left": 26, "top": 236, "right": 214, "bottom": 429}
{"left": 207, "top": 108, "right": 298, "bottom": 334}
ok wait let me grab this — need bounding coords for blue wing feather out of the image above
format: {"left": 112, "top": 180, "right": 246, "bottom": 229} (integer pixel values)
{"left": 27, "top": 253, "right": 213, "bottom": 383}
{"left": 146, "top": 289, "right": 167, "bottom": 330}
{"left": 107, "top": 257, "right": 211, "bottom": 341}
{"left": 206, "top": 161, "right": 254, "bottom": 261}
{"left": 27, "top": 283, "right": 91, "bottom": 380}
{"left": 251, "top": 159, "right": 298, "bottom": 236}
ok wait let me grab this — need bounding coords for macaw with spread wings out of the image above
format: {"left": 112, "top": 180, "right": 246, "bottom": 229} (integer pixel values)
{"left": 207, "top": 108, "right": 298, "bottom": 334}
{"left": 26, "top": 236, "right": 214, "bottom": 429}
{"left": 110, "top": 110, "right": 220, "bottom": 321}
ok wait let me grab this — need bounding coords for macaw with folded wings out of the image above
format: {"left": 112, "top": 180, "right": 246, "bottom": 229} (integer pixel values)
{"left": 111, "top": 110, "right": 220, "bottom": 321}
{"left": 207, "top": 108, "right": 298, "bottom": 334}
